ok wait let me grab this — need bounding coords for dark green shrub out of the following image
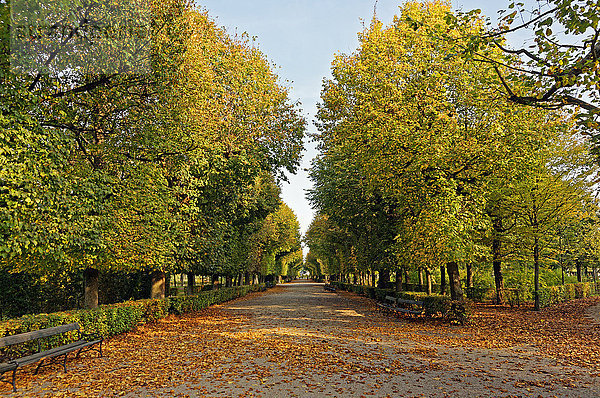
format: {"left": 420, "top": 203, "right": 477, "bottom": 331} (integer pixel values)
{"left": 465, "top": 287, "right": 494, "bottom": 302}
{"left": 140, "top": 299, "right": 171, "bottom": 323}
{"left": 200, "top": 284, "right": 214, "bottom": 292}
{"left": 421, "top": 295, "right": 452, "bottom": 317}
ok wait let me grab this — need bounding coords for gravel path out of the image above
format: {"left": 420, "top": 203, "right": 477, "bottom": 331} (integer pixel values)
{"left": 171, "top": 281, "right": 600, "bottom": 397}
{"left": 4, "top": 281, "right": 599, "bottom": 397}
{"left": 586, "top": 304, "right": 600, "bottom": 324}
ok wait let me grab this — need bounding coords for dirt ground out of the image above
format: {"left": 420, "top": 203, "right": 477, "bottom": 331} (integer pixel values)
{"left": 2, "top": 281, "right": 599, "bottom": 397}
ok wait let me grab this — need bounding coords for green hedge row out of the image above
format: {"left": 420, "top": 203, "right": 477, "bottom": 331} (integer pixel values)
{"left": 539, "top": 282, "right": 597, "bottom": 308}
{"left": 331, "top": 282, "right": 469, "bottom": 323}
{"left": 0, "top": 284, "right": 266, "bottom": 355}
{"left": 465, "top": 283, "right": 598, "bottom": 307}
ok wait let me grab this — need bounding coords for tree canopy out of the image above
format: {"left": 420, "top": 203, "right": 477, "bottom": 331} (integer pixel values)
{"left": 1, "top": 0, "right": 305, "bottom": 307}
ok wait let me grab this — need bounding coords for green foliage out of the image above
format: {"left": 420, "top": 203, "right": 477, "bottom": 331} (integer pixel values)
{"left": 455, "top": 0, "right": 600, "bottom": 139}
{"left": 539, "top": 282, "right": 597, "bottom": 308}
{"left": 248, "top": 202, "right": 302, "bottom": 277}
{"left": 0, "top": 270, "right": 82, "bottom": 320}
{"left": 465, "top": 287, "right": 495, "bottom": 302}
{"left": 0, "top": 270, "right": 160, "bottom": 320}
{"left": 169, "top": 284, "right": 265, "bottom": 315}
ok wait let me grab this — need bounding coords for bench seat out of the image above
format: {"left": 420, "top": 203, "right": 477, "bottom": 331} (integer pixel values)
{"left": 324, "top": 284, "right": 336, "bottom": 292}
{"left": 378, "top": 295, "right": 424, "bottom": 316}
{"left": 13, "top": 339, "right": 102, "bottom": 367}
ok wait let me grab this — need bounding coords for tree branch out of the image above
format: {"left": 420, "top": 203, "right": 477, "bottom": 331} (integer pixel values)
{"left": 483, "top": 6, "right": 559, "bottom": 39}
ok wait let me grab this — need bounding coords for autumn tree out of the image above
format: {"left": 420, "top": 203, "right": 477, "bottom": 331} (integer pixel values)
{"left": 308, "top": 0, "right": 599, "bottom": 310}
{"left": 452, "top": 0, "right": 599, "bottom": 148}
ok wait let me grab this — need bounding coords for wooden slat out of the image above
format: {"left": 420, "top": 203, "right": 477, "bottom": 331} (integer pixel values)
{"left": 0, "top": 362, "right": 17, "bottom": 373}
{"left": 396, "top": 299, "right": 423, "bottom": 306}
{"left": 0, "top": 324, "right": 79, "bottom": 348}
{"left": 395, "top": 308, "right": 423, "bottom": 315}
{"left": 12, "top": 341, "right": 89, "bottom": 366}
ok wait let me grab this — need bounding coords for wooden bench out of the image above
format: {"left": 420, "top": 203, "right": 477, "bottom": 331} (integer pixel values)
{"left": 0, "top": 323, "right": 103, "bottom": 392}
{"left": 324, "top": 284, "right": 336, "bottom": 292}
{"left": 377, "top": 295, "right": 424, "bottom": 316}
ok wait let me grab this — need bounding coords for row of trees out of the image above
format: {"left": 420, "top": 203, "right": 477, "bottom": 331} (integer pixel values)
{"left": 305, "top": 0, "right": 600, "bottom": 310}
{"left": 0, "top": 0, "right": 303, "bottom": 312}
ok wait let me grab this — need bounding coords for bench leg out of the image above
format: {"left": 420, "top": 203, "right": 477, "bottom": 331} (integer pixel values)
{"left": 75, "top": 341, "right": 103, "bottom": 359}
{"left": 11, "top": 368, "right": 17, "bottom": 393}
{"left": 34, "top": 359, "right": 44, "bottom": 375}
{"left": 62, "top": 353, "right": 68, "bottom": 373}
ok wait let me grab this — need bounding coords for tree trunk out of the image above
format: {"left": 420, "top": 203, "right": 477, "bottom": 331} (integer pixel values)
{"left": 466, "top": 263, "right": 473, "bottom": 288}
{"left": 84, "top": 267, "right": 99, "bottom": 309}
{"left": 225, "top": 275, "right": 232, "bottom": 287}
{"left": 559, "top": 235, "right": 565, "bottom": 285}
{"left": 418, "top": 269, "right": 424, "bottom": 292}
{"left": 395, "top": 270, "right": 403, "bottom": 292}
{"left": 244, "top": 272, "right": 250, "bottom": 285}
{"left": 165, "top": 273, "right": 171, "bottom": 297}
{"left": 371, "top": 272, "right": 376, "bottom": 287}
{"left": 425, "top": 269, "right": 432, "bottom": 295}
{"left": 491, "top": 216, "right": 505, "bottom": 304}
{"left": 150, "top": 271, "right": 166, "bottom": 299}
{"left": 212, "top": 274, "right": 219, "bottom": 289}
{"left": 403, "top": 269, "right": 410, "bottom": 290}
{"left": 534, "top": 236, "right": 541, "bottom": 311}
{"left": 576, "top": 260, "right": 582, "bottom": 282}
{"left": 440, "top": 265, "right": 446, "bottom": 295}
{"left": 446, "top": 262, "right": 464, "bottom": 301}
{"left": 378, "top": 269, "right": 390, "bottom": 289}
{"left": 186, "top": 272, "right": 195, "bottom": 295}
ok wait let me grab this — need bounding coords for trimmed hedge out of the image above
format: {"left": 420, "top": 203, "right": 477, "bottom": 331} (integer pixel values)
{"left": 0, "top": 284, "right": 267, "bottom": 356}
{"left": 169, "top": 284, "right": 264, "bottom": 314}
{"left": 466, "top": 282, "right": 598, "bottom": 307}
{"left": 331, "top": 282, "right": 469, "bottom": 323}
{"left": 539, "top": 282, "right": 597, "bottom": 308}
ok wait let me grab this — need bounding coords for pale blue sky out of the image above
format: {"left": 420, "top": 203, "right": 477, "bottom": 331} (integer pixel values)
{"left": 196, "top": 1, "right": 522, "bottom": 236}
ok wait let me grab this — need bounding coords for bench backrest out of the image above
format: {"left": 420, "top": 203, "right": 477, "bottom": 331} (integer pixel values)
{"left": 396, "top": 299, "right": 423, "bottom": 306}
{"left": 384, "top": 295, "right": 397, "bottom": 302}
{"left": 0, "top": 323, "right": 79, "bottom": 348}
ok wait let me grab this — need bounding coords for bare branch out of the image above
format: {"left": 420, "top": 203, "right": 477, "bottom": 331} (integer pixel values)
{"left": 483, "top": 6, "right": 559, "bottom": 39}
{"left": 492, "top": 41, "right": 552, "bottom": 67}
